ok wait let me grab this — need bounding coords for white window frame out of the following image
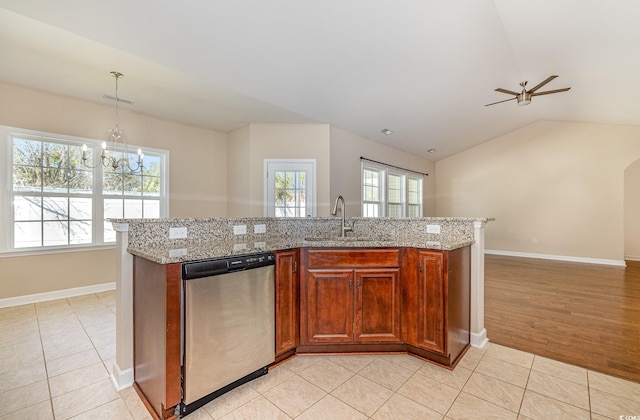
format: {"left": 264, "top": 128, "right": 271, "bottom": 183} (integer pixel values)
{"left": 264, "top": 159, "right": 316, "bottom": 217}
{"left": 361, "top": 161, "right": 423, "bottom": 218}
{"left": 0, "top": 125, "right": 169, "bottom": 255}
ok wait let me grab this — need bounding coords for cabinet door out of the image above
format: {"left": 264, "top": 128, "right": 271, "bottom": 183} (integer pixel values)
{"left": 354, "top": 269, "right": 401, "bottom": 342}
{"left": 275, "top": 250, "right": 299, "bottom": 355}
{"left": 417, "top": 251, "right": 446, "bottom": 354}
{"left": 306, "top": 270, "right": 354, "bottom": 343}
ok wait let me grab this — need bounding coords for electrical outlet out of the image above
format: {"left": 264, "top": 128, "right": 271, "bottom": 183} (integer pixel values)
{"left": 426, "top": 224, "right": 441, "bottom": 234}
{"left": 169, "top": 248, "right": 187, "bottom": 257}
{"left": 233, "top": 225, "right": 247, "bottom": 235}
{"left": 169, "top": 227, "right": 188, "bottom": 239}
{"left": 254, "top": 224, "right": 266, "bottom": 234}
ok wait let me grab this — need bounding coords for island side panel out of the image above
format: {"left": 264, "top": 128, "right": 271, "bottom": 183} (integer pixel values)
{"left": 446, "top": 245, "right": 471, "bottom": 363}
{"left": 134, "top": 257, "right": 182, "bottom": 419}
{"left": 275, "top": 249, "right": 300, "bottom": 359}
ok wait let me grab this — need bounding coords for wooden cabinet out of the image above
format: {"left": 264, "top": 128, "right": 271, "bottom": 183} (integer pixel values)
{"left": 404, "top": 246, "right": 471, "bottom": 366}
{"left": 274, "top": 249, "right": 299, "bottom": 357}
{"left": 416, "top": 251, "right": 445, "bottom": 353}
{"left": 305, "top": 269, "right": 353, "bottom": 343}
{"left": 300, "top": 249, "right": 401, "bottom": 345}
{"left": 132, "top": 245, "right": 471, "bottom": 420}
{"left": 133, "top": 256, "right": 181, "bottom": 420}
{"left": 354, "top": 269, "right": 401, "bottom": 342}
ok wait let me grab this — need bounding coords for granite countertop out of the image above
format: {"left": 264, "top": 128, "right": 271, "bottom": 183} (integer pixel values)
{"left": 128, "top": 235, "right": 474, "bottom": 264}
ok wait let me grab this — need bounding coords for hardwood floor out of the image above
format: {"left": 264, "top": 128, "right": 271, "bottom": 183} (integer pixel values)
{"left": 484, "top": 254, "right": 640, "bottom": 383}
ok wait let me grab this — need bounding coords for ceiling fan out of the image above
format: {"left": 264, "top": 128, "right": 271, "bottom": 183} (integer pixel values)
{"left": 485, "top": 75, "right": 571, "bottom": 107}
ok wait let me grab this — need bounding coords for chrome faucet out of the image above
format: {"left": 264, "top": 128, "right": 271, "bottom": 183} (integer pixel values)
{"left": 331, "top": 195, "right": 353, "bottom": 237}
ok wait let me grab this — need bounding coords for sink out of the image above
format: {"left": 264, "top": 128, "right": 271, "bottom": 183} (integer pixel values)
{"left": 304, "top": 237, "right": 387, "bottom": 242}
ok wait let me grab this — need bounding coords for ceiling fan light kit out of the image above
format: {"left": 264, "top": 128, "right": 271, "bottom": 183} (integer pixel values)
{"left": 486, "top": 75, "right": 570, "bottom": 107}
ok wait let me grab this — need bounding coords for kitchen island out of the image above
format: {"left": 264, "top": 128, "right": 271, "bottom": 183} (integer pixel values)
{"left": 110, "top": 217, "right": 491, "bottom": 419}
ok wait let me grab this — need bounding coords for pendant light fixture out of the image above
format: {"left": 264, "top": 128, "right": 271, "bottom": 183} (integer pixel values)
{"left": 82, "top": 71, "right": 143, "bottom": 172}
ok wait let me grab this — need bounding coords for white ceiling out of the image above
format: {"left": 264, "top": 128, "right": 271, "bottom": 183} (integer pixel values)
{"left": 1, "top": 1, "right": 639, "bottom": 160}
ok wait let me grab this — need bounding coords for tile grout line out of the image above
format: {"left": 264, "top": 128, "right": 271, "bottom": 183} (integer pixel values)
{"left": 34, "top": 302, "right": 57, "bottom": 420}
{"left": 517, "top": 354, "right": 535, "bottom": 417}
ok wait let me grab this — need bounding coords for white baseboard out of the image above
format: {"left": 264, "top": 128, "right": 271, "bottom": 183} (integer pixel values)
{"left": 471, "top": 329, "right": 489, "bottom": 349}
{"left": 110, "top": 362, "right": 134, "bottom": 391}
{"left": 0, "top": 282, "right": 116, "bottom": 308}
{"left": 625, "top": 255, "right": 640, "bottom": 262}
{"left": 485, "top": 249, "right": 626, "bottom": 267}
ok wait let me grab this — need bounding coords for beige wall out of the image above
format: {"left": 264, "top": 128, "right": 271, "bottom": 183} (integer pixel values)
{"left": 625, "top": 159, "right": 640, "bottom": 260}
{"left": 0, "top": 82, "right": 228, "bottom": 299}
{"left": 436, "top": 120, "right": 640, "bottom": 262}
{"left": 329, "top": 127, "right": 436, "bottom": 217}
{"left": 227, "top": 125, "right": 251, "bottom": 217}
{"left": 227, "top": 123, "right": 331, "bottom": 217}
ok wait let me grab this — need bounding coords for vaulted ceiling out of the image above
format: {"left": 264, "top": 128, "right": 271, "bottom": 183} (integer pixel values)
{"left": 1, "top": 1, "right": 639, "bottom": 159}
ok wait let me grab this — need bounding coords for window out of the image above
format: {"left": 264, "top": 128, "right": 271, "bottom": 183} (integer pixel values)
{"left": 1, "top": 126, "right": 168, "bottom": 252}
{"left": 265, "top": 159, "right": 316, "bottom": 217}
{"left": 361, "top": 162, "right": 423, "bottom": 217}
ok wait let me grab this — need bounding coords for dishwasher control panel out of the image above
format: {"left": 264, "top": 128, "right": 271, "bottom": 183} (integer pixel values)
{"left": 182, "top": 252, "right": 275, "bottom": 280}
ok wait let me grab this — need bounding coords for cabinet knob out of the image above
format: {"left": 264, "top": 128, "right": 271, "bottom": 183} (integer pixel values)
{"left": 419, "top": 261, "right": 423, "bottom": 272}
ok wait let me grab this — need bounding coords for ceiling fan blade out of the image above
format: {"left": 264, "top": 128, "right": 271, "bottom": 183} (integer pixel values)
{"left": 530, "top": 87, "right": 571, "bottom": 96}
{"left": 484, "top": 97, "right": 517, "bottom": 106}
{"left": 495, "top": 88, "right": 520, "bottom": 96}
{"left": 527, "top": 75, "right": 558, "bottom": 93}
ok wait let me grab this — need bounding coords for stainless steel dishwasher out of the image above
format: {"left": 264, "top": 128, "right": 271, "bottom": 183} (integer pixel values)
{"left": 180, "top": 252, "right": 275, "bottom": 417}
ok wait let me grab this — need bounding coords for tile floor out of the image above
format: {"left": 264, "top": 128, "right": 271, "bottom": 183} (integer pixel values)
{"left": 1, "top": 291, "right": 640, "bottom": 419}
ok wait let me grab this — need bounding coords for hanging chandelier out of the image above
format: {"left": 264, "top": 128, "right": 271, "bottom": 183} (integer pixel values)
{"left": 82, "top": 71, "right": 144, "bottom": 172}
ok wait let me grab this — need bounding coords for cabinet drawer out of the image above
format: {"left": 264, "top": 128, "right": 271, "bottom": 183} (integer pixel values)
{"left": 307, "top": 249, "right": 399, "bottom": 268}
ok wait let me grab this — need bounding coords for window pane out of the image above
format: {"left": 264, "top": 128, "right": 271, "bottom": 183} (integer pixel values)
{"left": 364, "top": 169, "right": 379, "bottom": 186}
{"left": 104, "top": 199, "right": 124, "bottom": 219}
{"left": 143, "top": 200, "right": 160, "bottom": 218}
{"left": 388, "top": 204, "right": 402, "bottom": 218}
{"left": 68, "top": 169, "right": 93, "bottom": 193}
{"left": 104, "top": 173, "right": 123, "bottom": 194}
{"left": 42, "top": 167, "right": 69, "bottom": 193}
{"left": 388, "top": 188, "right": 401, "bottom": 202}
{"left": 70, "top": 221, "right": 92, "bottom": 244}
{"left": 388, "top": 174, "right": 401, "bottom": 189}
{"left": 122, "top": 174, "right": 142, "bottom": 195}
{"left": 13, "top": 138, "right": 42, "bottom": 166}
{"left": 14, "top": 221, "right": 42, "bottom": 248}
{"left": 43, "top": 221, "right": 68, "bottom": 246}
{"left": 42, "top": 196, "right": 68, "bottom": 221}
{"left": 14, "top": 196, "right": 41, "bottom": 221}
{"left": 143, "top": 176, "right": 160, "bottom": 196}
{"left": 363, "top": 203, "right": 380, "bottom": 217}
{"left": 70, "top": 198, "right": 92, "bottom": 220}
{"left": 124, "top": 199, "right": 143, "bottom": 218}
{"left": 13, "top": 165, "right": 42, "bottom": 191}
{"left": 41, "top": 142, "right": 67, "bottom": 168}
{"left": 285, "top": 172, "right": 295, "bottom": 189}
